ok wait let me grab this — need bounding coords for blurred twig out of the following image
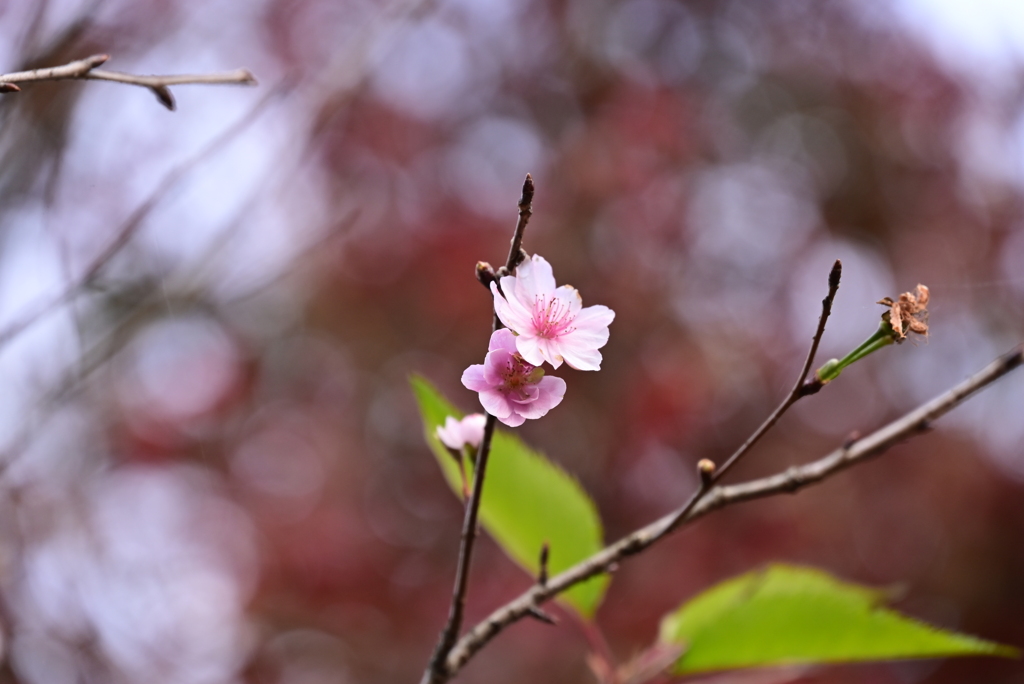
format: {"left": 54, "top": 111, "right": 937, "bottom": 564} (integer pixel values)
{"left": 439, "top": 346, "right": 1023, "bottom": 679}
{"left": 0, "top": 54, "right": 256, "bottom": 110}
{"left": 0, "top": 83, "right": 283, "bottom": 355}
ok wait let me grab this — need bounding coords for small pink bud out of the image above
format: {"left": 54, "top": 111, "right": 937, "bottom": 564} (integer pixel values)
{"left": 435, "top": 414, "right": 487, "bottom": 451}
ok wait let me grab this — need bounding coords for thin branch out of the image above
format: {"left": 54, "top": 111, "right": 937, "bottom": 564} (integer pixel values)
{"left": 0, "top": 53, "right": 256, "bottom": 110}
{"left": 425, "top": 415, "right": 498, "bottom": 681}
{"left": 422, "top": 174, "right": 535, "bottom": 684}
{"left": 442, "top": 344, "right": 1022, "bottom": 677}
{"left": 646, "top": 259, "right": 842, "bottom": 548}
{"left": 504, "top": 173, "right": 534, "bottom": 272}
{"left": 492, "top": 173, "right": 534, "bottom": 331}
{"left": 716, "top": 259, "right": 842, "bottom": 482}
{"left": 0, "top": 54, "right": 110, "bottom": 84}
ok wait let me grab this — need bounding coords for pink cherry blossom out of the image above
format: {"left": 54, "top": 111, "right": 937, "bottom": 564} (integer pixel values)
{"left": 461, "top": 328, "right": 566, "bottom": 427}
{"left": 435, "top": 413, "right": 487, "bottom": 451}
{"left": 491, "top": 254, "right": 615, "bottom": 371}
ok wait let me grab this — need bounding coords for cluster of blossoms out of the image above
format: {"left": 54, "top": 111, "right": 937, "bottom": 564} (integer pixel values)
{"left": 455, "top": 254, "right": 615, "bottom": 430}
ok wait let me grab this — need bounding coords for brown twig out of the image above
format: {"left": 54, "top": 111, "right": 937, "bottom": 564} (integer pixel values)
{"left": 422, "top": 174, "right": 535, "bottom": 684}
{"left": 440, "top": 344, "right": 1023, "bottom": 677}
{"left": 0, "top": 53, "right": 256, "bottom": 110}
{"left": 491, "top": 174, "right": 534, "bottom": 330}
{"left": 644, "top": 258, "right": 841, "bottom": 548}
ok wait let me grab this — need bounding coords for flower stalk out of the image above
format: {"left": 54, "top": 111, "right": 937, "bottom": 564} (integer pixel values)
{"left": 814, "top": 284, "right": 929, "bottom": 384}
{"left": 816, "top": 321, "right": 895, "bottom": 382}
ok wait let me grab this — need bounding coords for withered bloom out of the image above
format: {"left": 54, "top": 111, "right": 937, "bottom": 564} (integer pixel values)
{"left": 813, "top": 283, "right": 932, "bottom": 387}
{"left": 878, "top": 284, "right": 929, "bottom": 341}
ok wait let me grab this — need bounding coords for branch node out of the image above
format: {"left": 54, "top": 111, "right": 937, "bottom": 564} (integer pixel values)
{"left": 798, "top": 377, "right": 825, "bottom": 397}
{"left": 783, "top": 466, "right": 802, "bottom": 492}
{"left": 525, "top": 606, "right": 557, "bottom": 626}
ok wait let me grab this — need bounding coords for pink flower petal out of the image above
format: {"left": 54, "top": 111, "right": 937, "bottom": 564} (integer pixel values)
{"left": 479, "top": 389, "right": 513, "bottom": 421}
{"left": 491, "top": 281, "right": 533, "bottom": 332}
{"left": 514, "top": 335, "right": 548, "bottom": 367}
{"left": 559, "top": 342, "right": 603, "bottom": 371}
{"left": 511, "top": 376, "right": 566, "bottom": 419}
{"left": 461, "top": 364, "right": 491, "bottom": 392}
{"left": 488, "top": 327, "right": 519, "bottom": 353}
{"left": 514, "top": 254, "right": 557, "bottom": 300}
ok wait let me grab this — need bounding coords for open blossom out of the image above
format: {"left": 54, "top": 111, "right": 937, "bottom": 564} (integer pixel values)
{"left": 491, "top": 254, "right": 615, "bottom": 371}
{"left": 435, "top": 413, "right": 487, "bottom": 451}
{"left": 461, "top": 328, "right": 566, "bottom": 427}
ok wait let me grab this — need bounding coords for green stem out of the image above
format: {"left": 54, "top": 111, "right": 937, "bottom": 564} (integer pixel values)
{"left": 816, "top": 322, "right": 895, "bottom": 382}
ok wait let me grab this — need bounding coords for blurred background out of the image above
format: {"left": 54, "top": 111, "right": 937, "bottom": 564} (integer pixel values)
{"left": 0, "top": 1, "right": 1023, "bottom": 682}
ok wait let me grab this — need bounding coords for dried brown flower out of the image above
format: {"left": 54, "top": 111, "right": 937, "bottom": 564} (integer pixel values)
{"left": 877, "top": 284, "right": 929, "bottom": 341}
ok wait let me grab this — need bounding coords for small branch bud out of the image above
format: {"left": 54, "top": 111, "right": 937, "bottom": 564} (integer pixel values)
{"left": 697, "top": 459, "right": 716, "bottom": 488}
{"left": 519, "top": 173, "right": 534, "bottom": 210}
{"left": 538, "top": 542, "right": 550, "bottom": 587}
{"left": 828, "top": 259, "right": 842, "bottom": 290}
{"left": 476, "top": 261, "right": 497, "bottom": 289}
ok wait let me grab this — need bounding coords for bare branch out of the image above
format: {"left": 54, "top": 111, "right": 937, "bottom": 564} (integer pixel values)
{"left": 645, "top": 259, "right": 842, "bottom": 549}
{"left": 0, "top": 53, "right": 110, "bottom": 83}
{"left": 0, "top": 53, "right": 256, "bottom": 110}
{"left": 442, "top": 344, "right": 1023, "bottom": 678}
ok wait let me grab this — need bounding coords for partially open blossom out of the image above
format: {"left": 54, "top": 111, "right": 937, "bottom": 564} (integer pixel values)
{"left": 461, "top": 328, "right": 566, "bottom": 427}
{"left": 435, "top": 413, "right": 487, "bottom": 451}
{"left": 491, "top": 254, "right": 615, "bottom": 371}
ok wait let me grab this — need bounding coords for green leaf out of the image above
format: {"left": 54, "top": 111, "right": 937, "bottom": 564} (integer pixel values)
{"left": 410, "top": 375, "right": 609, "bottom": 618}
{"left": 659, "top": 564, "right": 1018, "bottom": 675}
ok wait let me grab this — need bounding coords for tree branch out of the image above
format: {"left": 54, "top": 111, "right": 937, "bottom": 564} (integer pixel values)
{"left": 442, "top": 344, "right": 1023, "bottom": 678}
{"left": 647, "top": 259, "right": 842, "bottom": 548}
{"left": 422, "top": 174, "right": 535, "bottom": 684}
{"left": 0, "top": 53, "right": 256, "bottom": 110}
